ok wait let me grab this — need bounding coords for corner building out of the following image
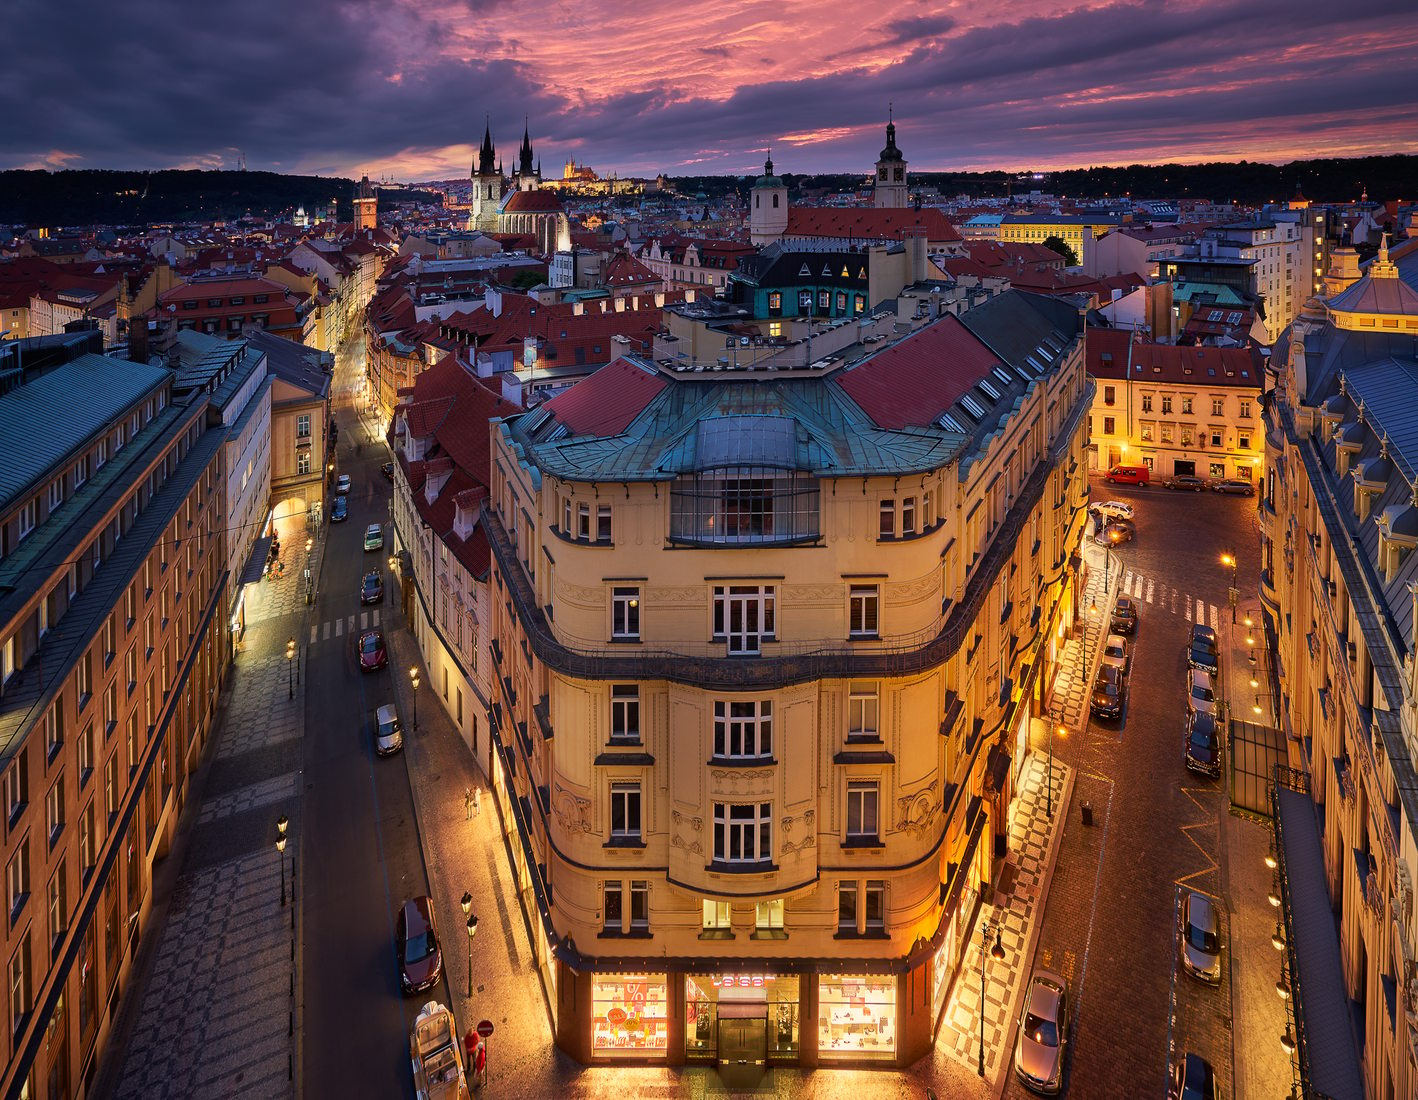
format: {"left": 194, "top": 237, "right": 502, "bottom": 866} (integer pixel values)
{"left": 484, "top": 290, "right": 1090, "bottom": 1075}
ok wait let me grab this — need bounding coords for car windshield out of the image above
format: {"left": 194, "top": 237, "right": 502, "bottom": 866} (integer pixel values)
{"left": 405, "top": 930, "right": 435, "bottom": 962}
{"left": 1189, "top": 730, "right": 1214, "bottom": 751}
{"left": 1191, "top": 683, "right": 1213, "bottom": 702}
{"left": 362, "top": 635, "right": 378, "bottom": 653}
{"left": 1186, "top": 922, "right": 1218, "bottom": 953}
{"left": 1023, "top": 1011, "right": 1058, "bottom": 1047}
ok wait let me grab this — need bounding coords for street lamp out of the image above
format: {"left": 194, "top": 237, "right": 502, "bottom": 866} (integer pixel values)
{"left": 1222, "top": 551, "right": 1238, "bottom": 623}
{"left": 286, "top": 637, "right": 296, "bottom": 699}
{"left": 276, "top": 833, "right": 288, "bottom": 907}
{"left": 1047, "top": 725, "right": 1065, "bottom": 819}
{"left": 977, "top": 915, "right": 1006, "bottom": 1077}
{"left": 410, "top": 666, "right": 420, "bottom": 729}
{"left": 460, "top": 891, "right": 476, "bottom": 998}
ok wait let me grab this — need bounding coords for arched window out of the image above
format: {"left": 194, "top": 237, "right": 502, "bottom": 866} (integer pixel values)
{"left": 755, "top": 194, "right": 760, "bottom": 208}
{"left": 772, "top": 194, "right": 779, "bottom": 208}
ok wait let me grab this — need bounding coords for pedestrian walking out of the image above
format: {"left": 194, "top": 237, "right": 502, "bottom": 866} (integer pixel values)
{"left": 473, "top": 787, "right": 480, "bottom": 817}
{"left": 464, "top": 787, "right": 473, "bottom": 820}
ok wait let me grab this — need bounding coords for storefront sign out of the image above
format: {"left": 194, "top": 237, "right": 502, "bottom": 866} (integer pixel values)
{"left": 711, "top": 974, "right": 771, "bottom": 988}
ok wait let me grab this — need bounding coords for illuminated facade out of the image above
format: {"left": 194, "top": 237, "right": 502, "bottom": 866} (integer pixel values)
{"left": 482, "top": 290, "right": 1090, "bottom": 1075}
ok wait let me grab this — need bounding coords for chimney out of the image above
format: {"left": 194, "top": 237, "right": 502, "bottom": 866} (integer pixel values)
{"left": 128, "top": 318, "right": 150, "bottom": 363}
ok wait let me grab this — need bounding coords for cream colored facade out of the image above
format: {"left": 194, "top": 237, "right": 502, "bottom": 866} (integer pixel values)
{"left": 483, "top": 291, "right": 1091, "bottom": 1069}
{"left": 1263, "top": 240, "right": 1418, "bottom": 1097}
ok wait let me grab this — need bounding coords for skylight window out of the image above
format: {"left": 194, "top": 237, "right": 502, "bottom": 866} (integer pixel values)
{"left": 960, "top": 394, "right": 986, "bottom": 418}
{"left": 977, "top": 378, "right": 1001, "bottom": 400}
{"left": 992, "top": 367, "right": 1013, "bottom": 387}
{"left": 939, "top": 412, "right": 966, "bottom": 432}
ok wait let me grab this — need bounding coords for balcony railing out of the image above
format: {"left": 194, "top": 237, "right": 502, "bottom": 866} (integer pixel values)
{"left": 484, "top": 385, "right": 1092, "bottom": 689}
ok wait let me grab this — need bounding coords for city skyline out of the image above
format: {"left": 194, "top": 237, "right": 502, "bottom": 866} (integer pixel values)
{"left": 7, "top": 0, "right": 1417, "bottom": 182}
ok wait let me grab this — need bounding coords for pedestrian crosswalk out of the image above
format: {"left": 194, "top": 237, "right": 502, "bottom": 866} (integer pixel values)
{"left": 1116, "top": 569, "right": 1222, "bottom": 631}
{"left": 311, "top": 609, "right": 382, "bottom": 643}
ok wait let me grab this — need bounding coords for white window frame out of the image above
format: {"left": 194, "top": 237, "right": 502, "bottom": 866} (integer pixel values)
{"left": 17, "top": 500, "right": 37, "bottom": 541}
{"left": 864, "top": 879, "right": 886, "bottom": 932}
{"left": 602, "top": 879, "right": 622, "bottom": 932}
{"left": 754, "top": 897, "right": 784, "bottom": 931}
{"left": 609, "top": 782, "right": 642, "bottom": 841}
{"left": 629, "top": 880, "right": 649, "bottom": 930}
{"left": 846, "top": 781, "right": 880, "bottom": 841}
{"left": 848, "top": 682, "right": 879, "bottom": 741}
{"left": 611, "top": 587, "right": 640, "bottom": 640}
{"left": 712, "top": 585, "right": 775, "bottom": 655}
{"left": 713, "top": 802, "right": 772, "bottom": 865}
{"left": 849, "top": 585, "right": 879, "bottom": 638}
{"left": 901, "top": 496, "right": 916, "bottom": 535}
{"left": 48, "top": 480, "right": 63, "bottom": 511}
{"left": 610, "top": 684, "right": 640, "bottom": 743}
{"left": 45, "top": 779, "right": 63, "bottom": 846}
{"left": 701, "top": 899, "right": 731, "bottom": 931}
{"left": 712, "top": 699, "right": 772, "bottom": 761}
{"left": 577, "top": 502, "right": 591, "bottom": 541}
{"left": 7, "top": 841, "right": 28, "bottom": 921}
{"left": 596, "top": 504, "right": 612, "bottom": 543}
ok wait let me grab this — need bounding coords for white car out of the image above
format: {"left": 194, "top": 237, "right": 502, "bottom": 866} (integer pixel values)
{"left": 1186, "top": 668, "right": 1217, "bottom": 718}
{"left": 335, "top": 474, "right": 352, "bottom": 495}
{"left": 364, "top": 523, "right": 384, "bottom": 551}
{"left": 1101, "top": 633, "right": 1129, "bottom": 675}
{"left": 1087, "top": 499, "right": 1135, "bottom": 521}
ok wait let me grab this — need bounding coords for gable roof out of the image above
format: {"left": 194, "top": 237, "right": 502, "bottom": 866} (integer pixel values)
{"left": 785, "top": 207, "right": 962, "bottom": 244}
{"left": 541, "top": 357, "right": 667, "bottom": 436}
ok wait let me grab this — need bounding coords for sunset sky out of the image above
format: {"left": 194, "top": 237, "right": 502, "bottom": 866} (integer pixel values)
{"left": 6, "top": 0, "right": 1417, "bottom": 181}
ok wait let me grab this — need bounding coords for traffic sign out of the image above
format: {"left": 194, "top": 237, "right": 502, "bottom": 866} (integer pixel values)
{"left": 475, "top": 1019, "right": 495, "bottom": 1038}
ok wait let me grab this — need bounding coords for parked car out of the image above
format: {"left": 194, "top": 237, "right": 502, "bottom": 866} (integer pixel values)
{"left": 1087, "top": 499, "right": 1135, "bottom": 521}
{"left": 1211, "top": 478, "right": 1255, "bottom": 496}
{"left": 1013, "top": 969, "right": 1069, "bottom": 1095}
{"left": 1186, "top": 668, "right": 1217, "bottom": 718}
{"left": 335, "top": 473, "right": 351, "bottom": 494}
{"left": 361, "top": 569, "right": 384, "bottom": 605}
{"left": 1165, "top": 474, "right": 1207, "bottom": 491}
{"left": 1090, "top": 664, "right": 1125, "bottom": 720}
{"left": 1110, "top": 596, "right": 1138, "bottom": 635}
{"left": 1179, "top": 891, "right": 1222, "bottom": 984}
{"left": 1184, "top": 711, "right": 1221, "bottom": 778}
{"left": 397, "top": 896, "right": 443, "bottom": 994}
{"left": 364, "top": 523, "right": 384, "bottom": 551}
{"left": 1170, "top": 1052, "right": 1218, "bottom": 1100}
{"left": 1101, "top": 633, "right": 1130, "bottom": 675}
{"left": 1188, "top": 624, "right": 1219, "bottom": 674}
{"left": 1104, "top": 465, "right": 1150, "bottom": 486}
{"left": 375, "top": 703, "right": 403, "bottom": 756}
{"left": 380, "top": 461, "right": 394, "bottom": 482}
{"left": 410, "top": 1000, "right": 469, "bottom": 1100}
{"left": 1102, "top": 521, "right": 1134, "bottom": 545}
{"left": 330, "top": 496, "right": 349, "bottom": 523}
{"left": 358, "top": 629, "right": 387, "bottom": 672}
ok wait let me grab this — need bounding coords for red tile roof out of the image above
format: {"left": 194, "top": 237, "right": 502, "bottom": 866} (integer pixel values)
{"left": 542, "top": 356, "right": 666, "bottom": 436}
{"left": 785, "top": 207, "right": 962, "bottom": 244}
{"left": 504, "top": 190, "right": 565, "bottom": 213}
{"left": 1086, "top": 326, "right": 1262, "bottom": 385}
{"left": 836, "top": 314, "right": 1002, "bottom": 429}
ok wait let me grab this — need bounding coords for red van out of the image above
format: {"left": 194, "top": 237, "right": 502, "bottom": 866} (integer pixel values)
{"left": 1104, "top": 465, "right": 1151, "bottom": 486}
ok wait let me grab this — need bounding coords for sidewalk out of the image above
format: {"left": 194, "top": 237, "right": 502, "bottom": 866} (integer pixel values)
{"left": 97, "top": 521, "right": 323, "bottom": 1100}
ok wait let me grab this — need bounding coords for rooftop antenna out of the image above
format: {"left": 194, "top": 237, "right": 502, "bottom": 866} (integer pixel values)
{"left": 237, "top": 150, "right": 247, "bottom": 172}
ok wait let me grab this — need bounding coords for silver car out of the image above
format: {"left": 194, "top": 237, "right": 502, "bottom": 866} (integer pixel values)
{"left": 1101, "top": 633, "right": 1129, "bottom": 675}
{"left": 1014, "top": 969, "right": 1068, "bottom": 1094}
{"left": 1180, "top": 891, "right": 1222, "bottom": 984}
{"left": 1186, "top": 668, "right": 1217, "bottom": 718}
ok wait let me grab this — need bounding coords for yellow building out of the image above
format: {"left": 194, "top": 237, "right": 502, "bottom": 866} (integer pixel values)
{"left": 998, "top": 214, "right": 1121, "bottom": 262}
{"left": 1085, "top": 327, "right": 1266, "bottom": 483}
{"left": 482, "top": 290, "right": 1091, "bottom": 1075}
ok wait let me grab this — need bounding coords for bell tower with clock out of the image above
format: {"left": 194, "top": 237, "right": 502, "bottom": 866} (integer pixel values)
{"left": 873, "top": 106, "right": 909, "bottom": 209}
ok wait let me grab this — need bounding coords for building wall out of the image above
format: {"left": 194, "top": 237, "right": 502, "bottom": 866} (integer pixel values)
{"left": 484, "top": 337, "right": 1092, "bottom": 1065}
{"left": 1088, "top": 375, "right": 1264, "bottom": 480}
{"left": 0, "top": 391, "right": 231, "bottom": 1100}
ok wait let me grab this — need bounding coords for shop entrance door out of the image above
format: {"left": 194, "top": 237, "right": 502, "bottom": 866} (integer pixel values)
{"left": 717, "top": 1013, "right": 767, "bottom": 1088}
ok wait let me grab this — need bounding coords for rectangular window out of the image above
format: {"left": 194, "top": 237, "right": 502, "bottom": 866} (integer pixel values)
{"left": 1238, "top": 433, "right": 1251, "bottom": 450}
{"left": 611, "top": 587, "right": 640, "bottom": 640}
{"left": 297, "top": 451, "right": 311, "bottom": 475}
{"left": 9, "top": 932, "right": 29, "bottom": 1037}
{"left": 296, "top": 413, "right": 310, "bottom": 438}
{"left": 78, "top": 724, "right": 93, "bottom": 787}
{"left": 74, "top": 456, "right": 88, "bottom": 489}
{"left": 562, "top": 497, "right": 572, "bottom": 534}
{"left": 609, "top": 782, "right": 642, "bottom": 842}
{"left": 848, "top": 585, "right": 879, "bottom": 638}
{"left": 48, "top": 480, "right": 63, "bottom": 511}
{"left": 1140, "top": 422, "right": 1154, "bottom": 442}
{"left": 702, "top": 899, "right": 731, "bottom": 931}
{"left": 7, "top": 841, "right": 29, "bottom": 923}
{"left": 1102, "top": 416, "right": 1115, "bottom": 435}
{"left": 922, "top": 491, "right": 934, "bottom": 530}
{"left": 577, "top": 502, "right": 591, "bottom": 541}
{"left": 45, "top": 778, "right": 64, "bottom": 847}
{"left": 848, "top": 682, "right": 879, "bottom": 741}
{"left": 104, "top": 682, "right": 118, "bottom": 737}
{"left": 4, "top": 752, "right": 27, "bottom": 827}
{"left": 712, "top": 585, "right": 775, "bottom": 655}
{"left": 1103, "top": 385, "right": 1115, "bottom": 406}
{"left": 44, "top": 702, "right": 62, "bottom": 762}
{"left": 713, "top": 802, "right": 772, "bottom": 865}
{"left": 17, "top": 499, "right": 37, "bottom": 542}
{"left": 104, "top": 756, "right": 118, "bottom": 821}
{"left": 629, "top": 881, "right": 649, "bottom": 930}
{"left": 846, "top": 781, "right": 880, "bottom": 842}
{"left": 603, "top": 880, "right": 622, "bottom": 932}
{"left": 1181, "top": 397, "right": 1193, "bottom": 415}
{"left": 1211, "top": 398, "right": 1224, "bottom": 416}
{"left": 610, "top": 685, "right": 640, "bottom": 743}
{"left": 901, "top": 497, "right": 916, "bottom": 535}
{"left": 47, "top": 861, "right": 66, "bottom": 951}
{"left": 76, "top": 652, "right": 91, "bottom": 705}
{"left": 79, "top": 801, "right": 95, "bottom": 881}
{"left": 864, "top": 880, "right": 886, "bottom": 932}
{"left": 837, "top": 882, "right": 858, "bottom": 933}
{"left": 1140, "top": 394, "right": 1153, "bottom": 413}
{"left": 1161, "top": 396, "right": 1173, "bottom": 414}
{"left": 1240, "top": 400, "right": 1252, "bottom": 419}
{"left": 755, "top": 898, "right": 784, "bottom": 931}
{"left": 878, "top": 500, "right": 895, "bottom": 538}
{"left": 712, "top": 700, "right": 772, "bottom": 760}
{"left": 596, "top": 504, "right": 612, "bottom": 543}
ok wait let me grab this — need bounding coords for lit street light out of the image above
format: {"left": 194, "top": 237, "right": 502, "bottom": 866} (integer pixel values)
{"left": 460, "top": 891, "right": 477, "bottom": 998}
{"left": 286, "top": 637, "right": 296, "bottom": 699}
{"left": 276, "top": 832, "right": 288, "bottom": 907}
{"left": 977, "top": 915, "right": 1006, "bottom": 1077}
{"left": 1222, "top": 551, "right": 1238, "bottom": 623}
{"left": 410, "top": 666, "right": 420, "bottom": 729}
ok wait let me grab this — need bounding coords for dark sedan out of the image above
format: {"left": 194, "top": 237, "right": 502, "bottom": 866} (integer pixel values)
{"left": 1170, "top": 1052, "right": 1218, "bottom": 1100}
{"left": 1165, "top": 474, "right": 1207, "bottom": 491}
{"left": 380, "top": 461, "right": 394, "bottom": 481}
{"left": 330, "top": 495, "right": 349, "bottom": 523}
{"left": 360, "top": 570, "right": 383, "bottom": 605}
{"left": 1185, "top": 711, "right": 1221, "bottom": 777}
{"left": 396, "top": 896, "right": 443, "bottom": 995}
{"left": 1110, "top": 596, "right": 1138, "bottom": 635}
{"left": 1188, "top": 623, "right": 1219, "bottom": 674}
{"left": 1211, "top": 478, "right": 1255, "bottom": 495}
{"left": 1090, "top": 664, "right": 1125, "bottom": 720}
{"left": 358, "top": 629, "right": 387, "bottom": 672}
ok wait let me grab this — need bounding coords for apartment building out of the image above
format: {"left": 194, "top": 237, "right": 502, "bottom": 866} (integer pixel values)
{"left": 1261, "top": 239, "right": 1418, "bottom": 1100}
{"left": 1085, "top": 327, "right": 1265, "bottom": 482}
{"left": 483, "top": 290, "right": 1090, "bottom": 1075}
{"left": 0, "top": 349, "right": 231, "bottom": 1099}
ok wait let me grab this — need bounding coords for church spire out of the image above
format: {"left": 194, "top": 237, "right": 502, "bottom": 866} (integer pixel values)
{"left": 518, "top": 119, "right": 534, "bottom": 178}
{"left": 478, "top": 116, "right": 496, "bottom": 175}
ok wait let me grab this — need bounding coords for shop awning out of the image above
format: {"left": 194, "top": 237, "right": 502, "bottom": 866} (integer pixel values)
{"left": 1274, "top": 785, "right": 1365, "bottom": 1100}
{"left": 237, "top": 535, "right": 274, "bottom": 586}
